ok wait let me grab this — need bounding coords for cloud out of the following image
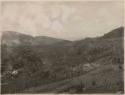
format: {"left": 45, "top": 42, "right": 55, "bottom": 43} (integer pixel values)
{"left": 1, "top": 1, "right": 123, "bottom": 40}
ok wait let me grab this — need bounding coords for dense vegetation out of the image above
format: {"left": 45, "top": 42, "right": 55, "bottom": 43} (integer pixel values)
{"left": 1, "top": 27, "right": 124, "bottom": 93}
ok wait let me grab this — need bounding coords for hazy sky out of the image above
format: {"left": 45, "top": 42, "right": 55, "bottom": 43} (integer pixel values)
{"left": 1, "top": 1, "right": 123, "bottom": 40}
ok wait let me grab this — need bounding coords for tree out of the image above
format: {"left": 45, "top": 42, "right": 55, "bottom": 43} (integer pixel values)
{"left": 92, "top": 80, "right": 96, "bottom": 86}
{"left": 76, "top": 81, "right": 85, "bottom": 93}
{"left": 119, "top": 65, "right": 122, "bottom": 70}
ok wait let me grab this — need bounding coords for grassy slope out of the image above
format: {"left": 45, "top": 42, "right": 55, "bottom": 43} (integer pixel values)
{"left": 23, "top": 64, "right": 123, "bottom": 93}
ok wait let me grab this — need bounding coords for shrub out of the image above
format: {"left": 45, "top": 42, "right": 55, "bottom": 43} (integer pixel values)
{"left": 92, "top": 81, "right": 96, "bottom": 86}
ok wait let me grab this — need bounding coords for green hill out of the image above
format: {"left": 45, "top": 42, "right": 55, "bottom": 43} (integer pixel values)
{"left": 1, "top": 27, "right": 124, "bottom": 94}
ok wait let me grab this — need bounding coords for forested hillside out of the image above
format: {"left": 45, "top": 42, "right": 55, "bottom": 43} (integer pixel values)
{"left": 1, "top": 27, "right": 124, "bottom": 94}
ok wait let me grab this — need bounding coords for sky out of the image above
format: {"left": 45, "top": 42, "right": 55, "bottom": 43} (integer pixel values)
{"left": 1, "top": 1, "right": 124, "bottom": 41}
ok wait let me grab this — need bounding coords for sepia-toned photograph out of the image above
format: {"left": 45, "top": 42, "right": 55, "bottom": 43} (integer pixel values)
{"left": 1, "top": 1, "right": 124, "bottom": 94}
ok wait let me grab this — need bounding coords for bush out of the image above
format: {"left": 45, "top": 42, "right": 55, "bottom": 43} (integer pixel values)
{"left": 76, "top": 82, "right": 85, "bottom": 93}
{"left": 92, "top": 81, "right": 96, "bottom": 86}
{"left": 119, "top": 65, "right": 122, "bottom": 70}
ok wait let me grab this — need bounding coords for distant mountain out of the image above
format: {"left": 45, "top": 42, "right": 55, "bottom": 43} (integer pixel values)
{"left": 1, "top": 31, "right": 33, "bottom": 46}
{"left": 102, "top": 27, "right": 124, "bottom": 39}
{"left": 34, "top": 36, "right": 70, "bottom": 46}
{"left": 1, "top": 31, "right": 71, "bottom": 46}
{"left": 62, "top": 26, "right": 124, "bottom": 66}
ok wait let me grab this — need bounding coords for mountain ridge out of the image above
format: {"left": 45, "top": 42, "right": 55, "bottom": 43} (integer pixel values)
{"left": 1, "top": 26, "right": 124, "bottom": 46}
{"left": 1, "top": 31, "right": 71, "bottom": 46}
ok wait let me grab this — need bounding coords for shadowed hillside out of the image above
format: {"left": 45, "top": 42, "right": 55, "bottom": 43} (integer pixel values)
{"left": 1, "top": 27, "right": 124, "bottom": 94}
